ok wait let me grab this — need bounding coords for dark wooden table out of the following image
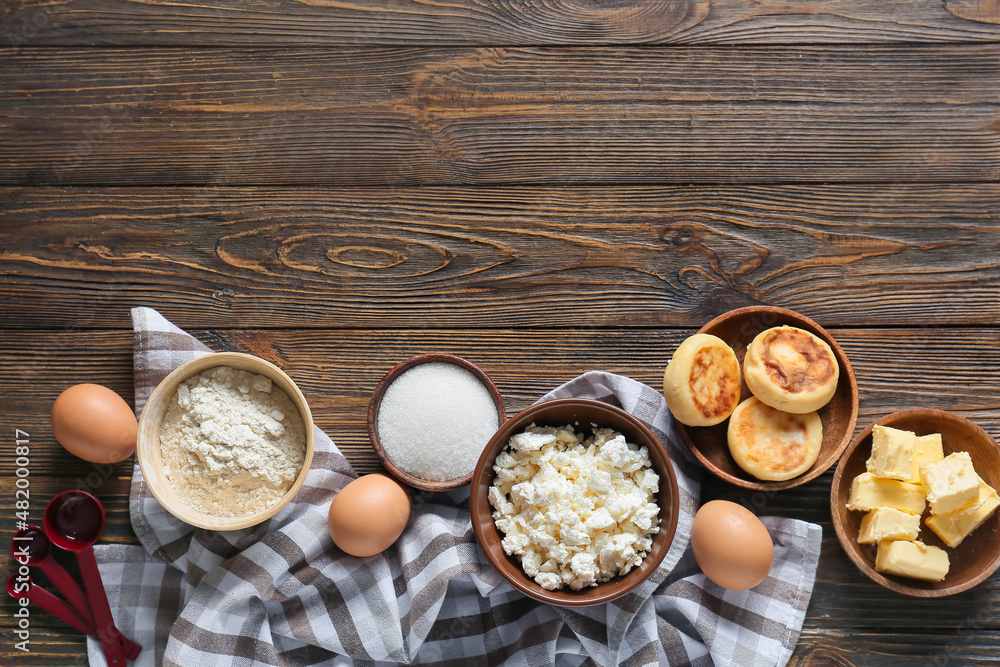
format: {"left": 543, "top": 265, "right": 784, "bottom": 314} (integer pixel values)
{"left": 2, "top": 1, "right": 1000, "bottom": 664}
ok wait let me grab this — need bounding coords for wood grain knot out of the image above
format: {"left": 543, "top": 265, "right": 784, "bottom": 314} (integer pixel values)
{"left": 217, "top": 228, "right": 460, "bottom": 280}
{"left": 326, "top": 245, "right": 406, "bottom": 270}
{"left": 286, "top": 0, "right": 709, "bottom": 40}
{"left": 280, "top": 233, "right": 453, "bottom": 279}
{"left": 946, "top": 0, "right": 1000, "bottom": 25}
{"left": 537, "top": 0, "right": 710, "bottom": 37}
{"left": 663, "top": 221, "right": 769, "bottom": 277}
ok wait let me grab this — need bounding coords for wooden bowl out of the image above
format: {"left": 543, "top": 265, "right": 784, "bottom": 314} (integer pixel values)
{"left": 470, "top": 398, "right": 680, "bottom": 607}
{"left": 831, "top": 409, "right": 1000, "bottom": 597}
{"left": 136, "top": 352, "right": 315, "bottom": 531}
{"left": 675, "top": 306, "right": 859, "bottom": 490}
{"left": 368, "top": 354, "right": 506, "bottom": 492}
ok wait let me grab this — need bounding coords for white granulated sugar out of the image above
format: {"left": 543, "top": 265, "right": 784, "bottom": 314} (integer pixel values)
{"left": 159, "top": 365, "right": 306, "bottom": 517}
{"left": 378, "top": 362, "right": 500, "bottom": 482}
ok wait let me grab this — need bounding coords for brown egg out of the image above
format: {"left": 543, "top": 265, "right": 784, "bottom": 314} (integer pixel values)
{"left": 328, "top": 474, "right": 411, "bottom": 557}
{"left": 690, "top": 500, "right": 774, "bottom": 590}
{"left": 51, "top": 384, "right": 137, "bottom": 464}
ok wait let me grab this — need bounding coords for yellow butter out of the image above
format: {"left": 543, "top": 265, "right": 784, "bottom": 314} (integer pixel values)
{"left": 858, "top": 507, "right": 921, "bottom": 544}
{"left": 867, "top": 425, "right": 916, "bottom": 481}
{"left": 875, "top": 540, "right": 949, "bottom": 582}
{"left": 925, "top": 481, "right": 1000, "bottom": 548}
{"left": 908, "top": 433, "right": 944, "bottom": 484}
{"left": 847, "top": 472, "right": 925, "bottom": 514}
{"left": 921, "top": 451, "right": 981, "bottom": 515}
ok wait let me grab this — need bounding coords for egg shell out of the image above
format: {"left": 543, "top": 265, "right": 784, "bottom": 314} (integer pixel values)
{"left": 328, "top": 474, "right": 411, "bottom": 557}
{"left": 51, "top": 384, "right": 137, "bottom": 464}
{"left": 691, "top": 499, "right": 774, "bottom": 590}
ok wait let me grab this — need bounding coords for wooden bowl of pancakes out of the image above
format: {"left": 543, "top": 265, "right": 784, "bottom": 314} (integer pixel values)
{"left": 671, "top": 306, "right": 859, "bottom": 491}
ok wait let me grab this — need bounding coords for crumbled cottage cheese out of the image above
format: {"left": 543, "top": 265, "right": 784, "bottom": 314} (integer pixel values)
{"left": 488, "top": 424, "right": 660, "bottom": 591}
{"left": 159, "top": 366, "right": 306, "bottom": 517}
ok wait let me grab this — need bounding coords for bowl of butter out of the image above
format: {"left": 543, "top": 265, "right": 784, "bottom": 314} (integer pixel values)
{"left": 831, "top": 409, "right": 1000, "bottom": 597}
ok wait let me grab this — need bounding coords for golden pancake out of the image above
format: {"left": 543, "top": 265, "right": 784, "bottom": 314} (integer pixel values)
{"left": 744, "top": 325, "right": 839, "bottom": 414}
{"left": 728, "top": 396, "right": 822, "bottom": 481}
{"left": 663, "top": 334, "right": 741, "bottom": 427}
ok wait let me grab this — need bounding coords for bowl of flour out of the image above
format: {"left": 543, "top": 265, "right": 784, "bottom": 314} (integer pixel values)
{"left": 137, "top": 352, "right": 315, "bottom": 531}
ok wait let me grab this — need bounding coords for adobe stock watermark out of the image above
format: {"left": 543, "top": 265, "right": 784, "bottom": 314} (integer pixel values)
{"left": 6, "top": 9, "right": 50, "bottom": 54}
{"left": 10, "top": 429, "right": 33, "bottom": 652}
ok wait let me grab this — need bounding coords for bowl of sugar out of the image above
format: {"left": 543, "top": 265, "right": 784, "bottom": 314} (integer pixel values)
{"left": 368, "top": 354, "right": 506, "bottom": 491}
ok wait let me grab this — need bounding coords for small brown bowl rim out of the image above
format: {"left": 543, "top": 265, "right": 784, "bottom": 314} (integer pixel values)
{"left": 830, "top": 409, "right": 1000, "bottom": 597}
{"left": 136, "top": 352, "right": 315, "bottom": 531}
{"left": 676, "top": 306, "right": 859, "bottom": 491}
{"left": 470, "top": 397, "right": 680, "bottom": 607}
{"left": 368, "top": 353, "right": 507, "bottom": 492}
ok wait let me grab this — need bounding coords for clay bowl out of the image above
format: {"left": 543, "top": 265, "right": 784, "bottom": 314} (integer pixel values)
{"left": 675, "top": 306, "right": 858, "bottom": 490}
{"left": 137, "top": 352, "right": 315, "bottom": 531}
{"left": 470, "top": 398, "right": 680, "bottom": 607}
{"left": 831, "top": 409, "right": 1000, "bottom": 597}
{"left": 368, "top": 354, "right": 506, "bottom": 492}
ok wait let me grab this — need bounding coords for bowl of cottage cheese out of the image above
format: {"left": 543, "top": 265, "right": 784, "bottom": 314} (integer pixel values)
{"left": 470, "top": 398, "right": 679, "bottom": 606}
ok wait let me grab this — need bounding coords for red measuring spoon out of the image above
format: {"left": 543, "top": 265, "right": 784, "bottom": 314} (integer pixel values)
{"left": 11, "top": 525, "right": 141, "bottom": 660}
{"left": 6, "top": 573, "right": 94, "bottom": 636}
{"left": 44, "top": 490, "right": 127, "bottom": 666}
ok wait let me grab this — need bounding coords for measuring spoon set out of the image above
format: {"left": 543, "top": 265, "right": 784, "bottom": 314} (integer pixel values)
{"left": 7, "top": 490, "right": 142, "bottom": 665}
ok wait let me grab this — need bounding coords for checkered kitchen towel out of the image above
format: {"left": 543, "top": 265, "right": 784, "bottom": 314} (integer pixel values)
{"left": 90, "top": 307, "right": 821, "bottom": 667}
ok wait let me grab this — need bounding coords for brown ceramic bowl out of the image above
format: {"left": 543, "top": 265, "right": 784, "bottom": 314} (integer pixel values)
{"left": 137, "top": 352, "right": 315, "bottom": 531}
{"left": 470, "top": 398, "right": 680, "bottom": 607}
{"left": 675, "top": 306, "right": 859, "bottom": 490}
{"left": 831, "top": 409, "right": 1000, "bottom": 597}
{"left": 369, "top": 354, "right": 506, "bottom": 492}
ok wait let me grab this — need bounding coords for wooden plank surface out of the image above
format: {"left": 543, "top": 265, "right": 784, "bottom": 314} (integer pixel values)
{"left": 4, "top": 0, "right": 1000, "bottom": 663}
{"left": 2, "top": 185, "right": 999, "bottom": 330}
{"left": 4, "top": 0, "right": 1000, "bottom": 47}
{"left": 3, "top": 47, "right": 1000, "bottom": 186}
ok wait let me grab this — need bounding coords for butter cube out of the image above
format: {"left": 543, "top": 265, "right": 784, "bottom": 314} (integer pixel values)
{"left": 858, "top": 507, "right": 921, "bottom": 544}
{"left": 866, "top": 425, "right": 916, "bottom": 481}
{"left": 847, "top": 472, "right": 925, "bottom": 515}
{"left": 875, "top": 540, "right": 949, "bottom": 582}
{"left": 921, "top": 451, "right": 981, "bottom": 515}
{"left": 925, "top": 481, "right": 1000, "bottom": 548}
{"left": 909, "top": 433, "right": 944, "bottom": 484}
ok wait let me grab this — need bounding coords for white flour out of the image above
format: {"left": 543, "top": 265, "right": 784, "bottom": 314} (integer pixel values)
{"left": 159, "top": 366, "right": 306, "bottom": 517}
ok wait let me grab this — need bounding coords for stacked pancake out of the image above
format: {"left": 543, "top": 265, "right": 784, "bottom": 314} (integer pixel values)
{"left": 728, "top": 396, "right": 824, "bottom": 481}
{"left": 664, "top": 325, "right": 840, "bottom": 481}
{"left": 744, "top": 326, "right": 839, "bottom": 415}
{"left": 662, "top": 334, "right": 741, "bottom": 428}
